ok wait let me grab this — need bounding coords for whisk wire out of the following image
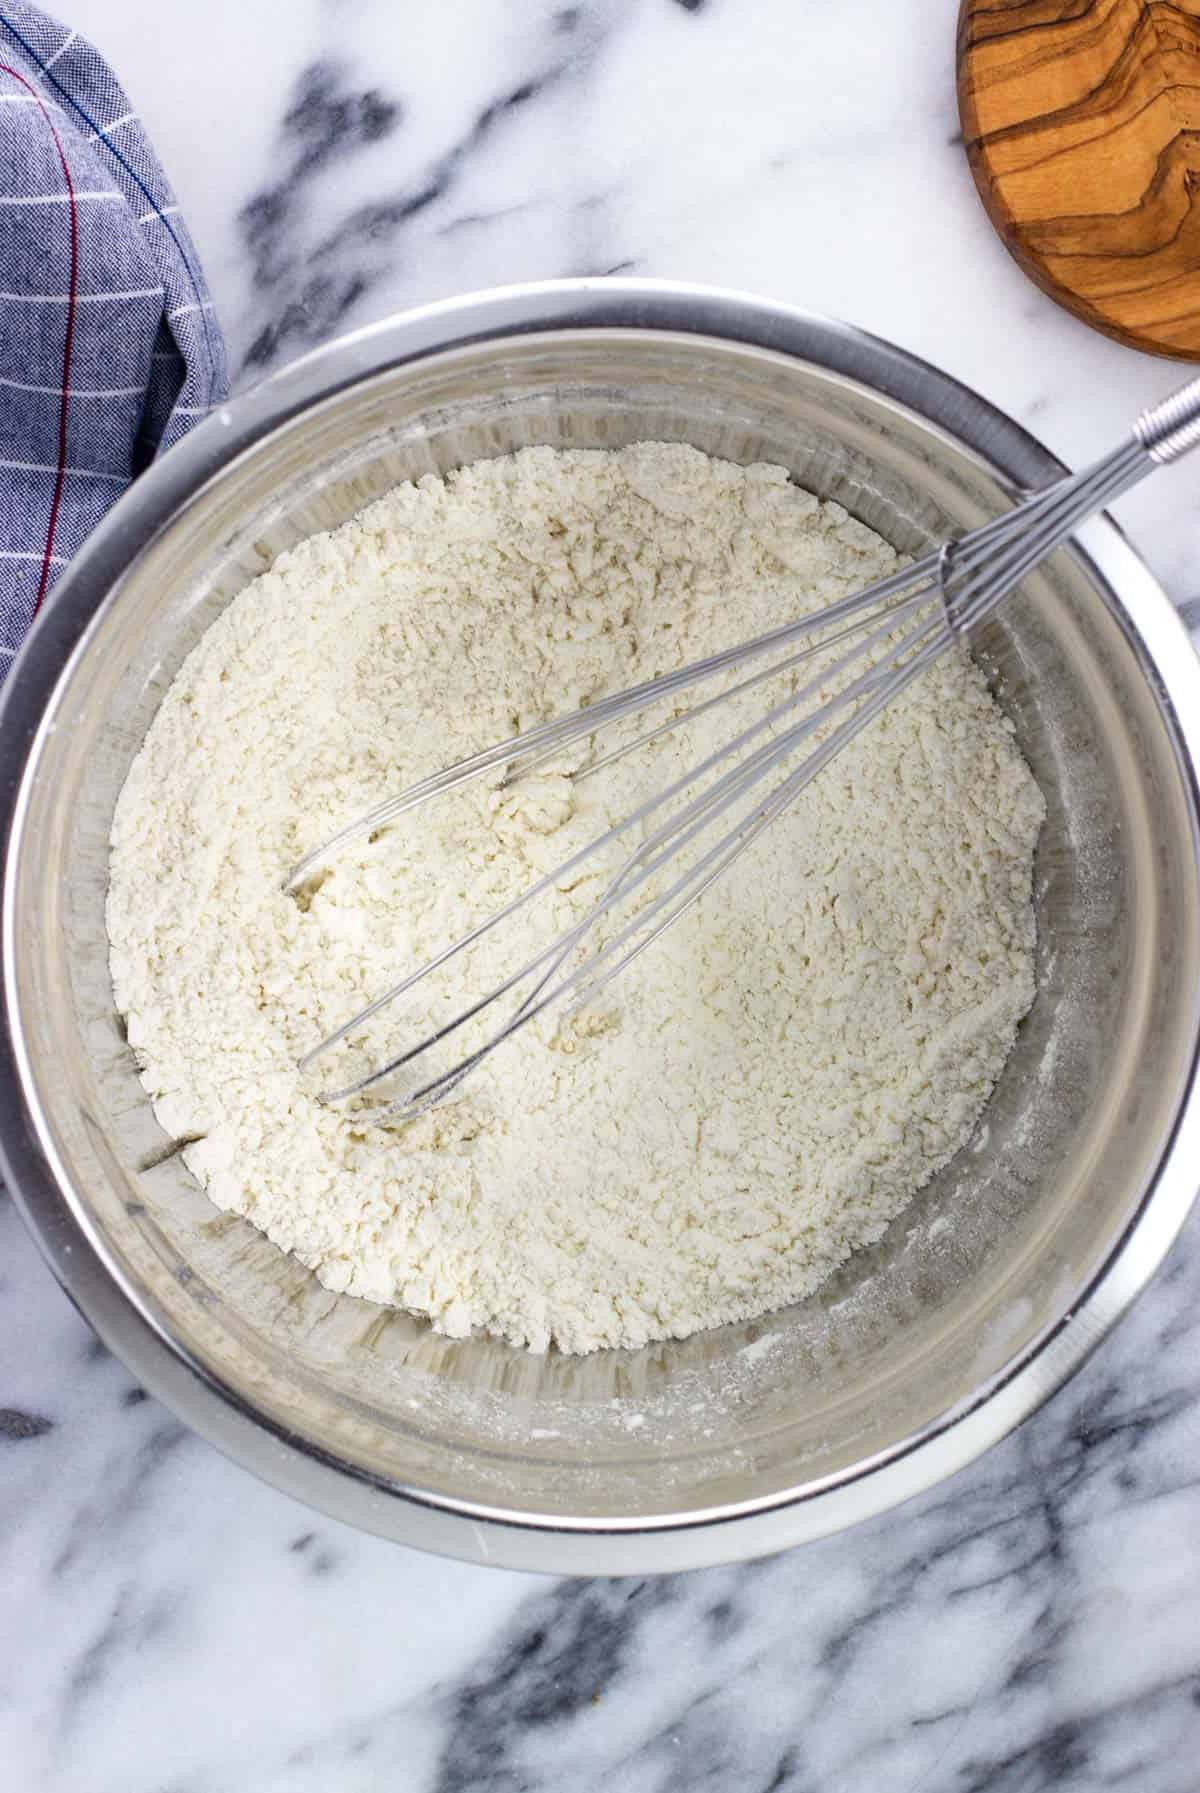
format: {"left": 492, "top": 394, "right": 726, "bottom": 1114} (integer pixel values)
{"left": 321, "top": 597, "right": 949, "bottom": 1115}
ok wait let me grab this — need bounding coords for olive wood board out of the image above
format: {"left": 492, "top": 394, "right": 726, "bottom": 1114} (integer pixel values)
{"left": 958, "top": 0, "right": 1200, "bottom": 359}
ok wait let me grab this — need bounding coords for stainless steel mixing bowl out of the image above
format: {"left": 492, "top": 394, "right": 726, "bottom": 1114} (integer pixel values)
{"left": 3, "top": 281, "right": 1199, "bottom": 1575}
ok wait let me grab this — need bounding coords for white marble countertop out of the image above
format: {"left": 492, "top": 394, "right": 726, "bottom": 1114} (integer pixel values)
{"left": 3, "top": 2, "right": 1200, "bottom": 1788}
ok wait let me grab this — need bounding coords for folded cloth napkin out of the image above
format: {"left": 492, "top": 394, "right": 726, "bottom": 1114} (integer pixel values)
{"left": 0, "top": 2, "right": 227, "bottom": 678}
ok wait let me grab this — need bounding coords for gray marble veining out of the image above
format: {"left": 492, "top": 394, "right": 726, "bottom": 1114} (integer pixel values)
{"left": 3, "top": 0, "right": 1199, "bottom": 1786}
{"left": 5, "top": 1189, "right": 1199, "bottom": 1789}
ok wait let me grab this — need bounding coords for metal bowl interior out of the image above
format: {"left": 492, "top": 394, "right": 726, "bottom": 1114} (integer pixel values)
{"left": 3, "top": 287, "right": 1200, "bottom": 1573}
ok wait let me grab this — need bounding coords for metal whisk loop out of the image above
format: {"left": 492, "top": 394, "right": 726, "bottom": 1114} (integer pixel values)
{"left": 289, "top": 377, "right": 1200, "bottom": 1118}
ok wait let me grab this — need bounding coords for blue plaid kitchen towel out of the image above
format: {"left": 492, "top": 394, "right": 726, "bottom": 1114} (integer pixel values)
{"left": 0, "top": 2, "right": 226, "bottom": 676}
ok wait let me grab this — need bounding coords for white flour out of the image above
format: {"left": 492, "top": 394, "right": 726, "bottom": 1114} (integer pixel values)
{"left": 107, "top": 444, "right": 1045, "bottom": 1354}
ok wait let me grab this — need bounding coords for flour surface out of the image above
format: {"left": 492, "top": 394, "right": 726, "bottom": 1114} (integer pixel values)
{"left": 107, "top": 444, "right": 1045, "bottom": 1353}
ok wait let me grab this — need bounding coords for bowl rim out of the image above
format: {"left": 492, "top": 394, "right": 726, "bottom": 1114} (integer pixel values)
{"left": 3, "top": 277, "right": 1200, "bottom": 1575}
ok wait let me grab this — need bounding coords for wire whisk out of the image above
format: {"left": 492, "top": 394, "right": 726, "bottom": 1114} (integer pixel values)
{"left": 286, "top": 378, "right": 1200, "bottom": 1120}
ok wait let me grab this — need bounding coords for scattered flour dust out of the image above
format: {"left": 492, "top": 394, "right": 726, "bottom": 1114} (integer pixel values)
{"left": 107, "top": 443, "right": 1045, "bottom": 1354}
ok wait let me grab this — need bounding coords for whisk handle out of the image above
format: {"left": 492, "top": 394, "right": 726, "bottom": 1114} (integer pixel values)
{"left": 941, "top": 377, "right": 1200, "bottom": 637}
{"left": 1134, "top": 378, "right": 1200, "bottom": 465}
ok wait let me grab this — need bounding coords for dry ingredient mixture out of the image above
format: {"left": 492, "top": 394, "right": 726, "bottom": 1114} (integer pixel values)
{"left": 107, "top": 444, "right": 1045, "bottom": 1354}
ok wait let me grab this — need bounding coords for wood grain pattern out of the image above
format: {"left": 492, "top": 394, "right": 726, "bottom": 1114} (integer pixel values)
{"left": 958, "top": 0, "right": 1200, "bottom": 358}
